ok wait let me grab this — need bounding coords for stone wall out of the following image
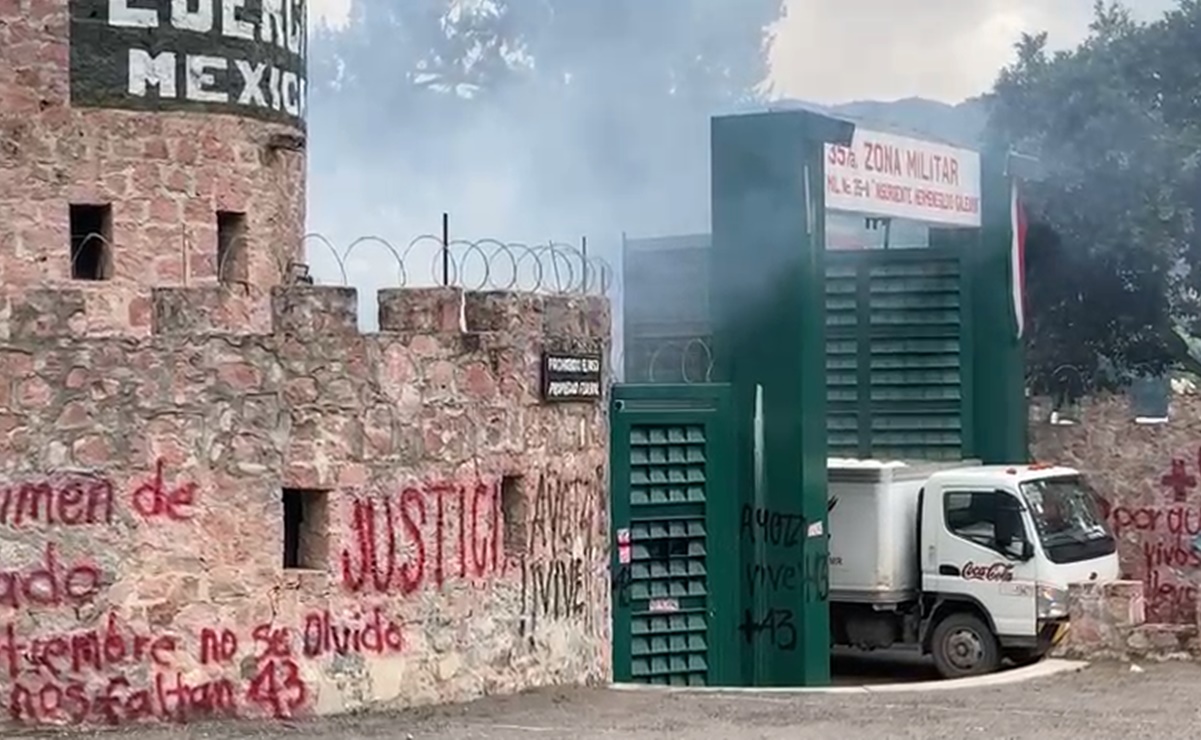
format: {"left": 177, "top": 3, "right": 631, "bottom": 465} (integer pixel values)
{"left": 0, "top": 285, "right": 611, "bottom": 728}
{"left": 1031, "top": 390, "right": 1201, "bottom": 629}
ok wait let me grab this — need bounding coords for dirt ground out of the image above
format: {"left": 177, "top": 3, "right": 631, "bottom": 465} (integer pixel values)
{"left": 9, "top": 661, "right": 1194, "bottom": 739}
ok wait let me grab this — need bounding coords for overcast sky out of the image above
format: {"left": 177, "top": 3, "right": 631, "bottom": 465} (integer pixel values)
{"left": 307, "top": 0, "right": 1179, "bottom": 103}
{"left": 769, "top": 0, "right": 1178, "bottom": 103}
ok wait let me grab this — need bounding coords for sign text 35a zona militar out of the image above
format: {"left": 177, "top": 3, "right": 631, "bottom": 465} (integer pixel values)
{"left": 70, "top": 0, "right": 307, "bottom": 128}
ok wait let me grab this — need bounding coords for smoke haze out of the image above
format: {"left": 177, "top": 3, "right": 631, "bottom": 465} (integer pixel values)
{"left": 300, "top": 0, "right": 1177, "bottom": 335}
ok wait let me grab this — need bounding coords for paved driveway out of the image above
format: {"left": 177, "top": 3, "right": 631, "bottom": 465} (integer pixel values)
{"left": 10, "top": 661, "right": 1196, "bottom": 739}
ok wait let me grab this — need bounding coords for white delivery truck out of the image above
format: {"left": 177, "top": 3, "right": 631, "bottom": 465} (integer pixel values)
{"left": 827, "top": 459, "right": 1119, "bottom": 678}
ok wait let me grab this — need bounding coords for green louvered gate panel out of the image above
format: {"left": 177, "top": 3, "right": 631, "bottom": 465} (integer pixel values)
{"left": 610, "top": 384, "right": 737, "bottom": 686}
{"left": 825, "top": 248, "right": 973, "bottom": 460}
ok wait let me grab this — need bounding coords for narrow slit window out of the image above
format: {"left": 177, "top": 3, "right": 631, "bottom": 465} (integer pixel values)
{"left": 217, "top": 211, "right": 248, "bottom": 285}
{"left": 282, "top": 488, "right": 329, "bottom": 570}
{"left": 69, "top": 204, "right": 113, "bottom": 280}
{"left": 501, "top": 475, "right": 526, "bottom": 556}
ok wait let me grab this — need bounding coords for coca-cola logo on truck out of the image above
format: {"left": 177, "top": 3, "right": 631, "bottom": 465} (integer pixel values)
{"left": 962, "top": 561, "right": 1015, "bottom": 582}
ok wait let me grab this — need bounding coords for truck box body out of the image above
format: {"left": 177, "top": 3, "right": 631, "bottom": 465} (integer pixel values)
{"left": 827, "top": 458, "right": 980, "bottom": 605}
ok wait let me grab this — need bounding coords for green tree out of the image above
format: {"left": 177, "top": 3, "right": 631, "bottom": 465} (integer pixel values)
{"left": 986, "top": 1, "right": 1201, "bottom": 396}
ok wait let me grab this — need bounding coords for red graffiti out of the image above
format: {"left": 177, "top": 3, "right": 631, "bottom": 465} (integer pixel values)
{"left": 471, "top": 482, "right": 490, "bottom": 576}
{"left": 198, "top": 628, "right": 238, "bottom": 666}
{"left": 8, "top": 672, "right": 238, "bottom": 725}
{"left": 0, "top": 616, "right": 177, "bottom": 681}
{"left": 246, "top": 660, "right": 306, "bottom": 720}
{"left": 1110, "top": 503, "right": 1201, "bottom": 536}
{"left": 1143, "top": 574, "right": 1199, "bottom": 622}
{"left": 340, "top": 480, "right": 501, "bottom": 595}
{"left": 0, "top": 543, "right": 101, "bottom": 610}
{"left": 0, "top": 476, "right": 114, "bottom": 528}
{"left": 962, "top": 562, "right": 1015, "bottom": 582}
{"left": 1161, "top": 458, "right": 1197, "bottom": 503}
{"left": 431, "top": 481, "right": 448, "bottom": 587}
{"left": 0, "top": 459, "right": 198, "bottom": 531}
{"left": 1103, "top": 502, "right": 1201, "bottom": 623}
{"left": 399, "top": 488, "right": 426, "bottom": 593}
{"left": 130, "top": 459, "right": 197, "bottom": 521}
{"left": 4, "top": 618, "right": 319, "bottom": 727}
{"left": 1141, "top": 538, "right": 1201, "bottom": 622}
{"left": 250, "top": 624, "right": 292, "bottom": 660}
{"left": 300, "top": 608, "right": 404, "bottom": 658}
{"left": 242, "top": 623, "right": 307, "bottom": 719}
{"left": 1100, "top": 451, "right": 1201, "bottom": 624}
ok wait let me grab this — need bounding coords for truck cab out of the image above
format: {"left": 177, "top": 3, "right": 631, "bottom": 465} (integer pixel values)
{"left": 917, "top": 464, "right": 1119, "bottom": 675}
{"left": 828, "top": 461, "right": 1119, "bottom": 678}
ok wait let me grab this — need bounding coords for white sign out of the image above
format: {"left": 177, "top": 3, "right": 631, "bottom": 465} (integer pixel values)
{"left": 545, "top": 356, "right": 601, "bottom": 375}
{"left": 545, "top": 380, "right": 600, "bottom": 398}
{"left": 824, "top": 129, "right": 982, "bottom": 227}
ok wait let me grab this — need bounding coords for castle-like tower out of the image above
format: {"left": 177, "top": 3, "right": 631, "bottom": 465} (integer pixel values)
{"left": 0, "top": 0, "right": 306, "bottom": 331}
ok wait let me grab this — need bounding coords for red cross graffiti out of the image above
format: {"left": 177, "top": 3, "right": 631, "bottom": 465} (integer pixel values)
{"left": 1162, "top": 458, "right": 1197, "bottom": 503}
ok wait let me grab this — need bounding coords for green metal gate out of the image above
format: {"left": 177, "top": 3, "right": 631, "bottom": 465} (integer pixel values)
{"left": 610, "top": 383, "right": 737, "bottom": 686}
{"left": 824, "top": 247, "right": 973, "bottom": 460}
{"left": 620, "top": 234, "right": 977, "bottom": 461}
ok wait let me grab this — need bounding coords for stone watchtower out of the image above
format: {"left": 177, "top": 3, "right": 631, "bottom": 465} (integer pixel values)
{"left": 0, "top": 0, "right": 307, "bottom": 332}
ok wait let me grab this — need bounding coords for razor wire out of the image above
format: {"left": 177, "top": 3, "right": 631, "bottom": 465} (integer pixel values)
{"left": 617, "top": 337, "right": 715, "bottom": 385}
{"left": 300, "top": 233, "right": 613, "bottom": 296}
{"left": 66, "top": 229, "right": 612, "bottom": 298}
{"left": 618, "top": 344, "right": 1183, "bottom": 397}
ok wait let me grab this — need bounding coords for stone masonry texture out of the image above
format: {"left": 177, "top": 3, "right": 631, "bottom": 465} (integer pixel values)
{"left": 1032, "top": 390, "right": 1201, "bottom": 656}
{"left": 1, "top": 0, "right": 307, "bottom": 337}
{"left": 0, "top": 285, "right": 613, "bottom": 729}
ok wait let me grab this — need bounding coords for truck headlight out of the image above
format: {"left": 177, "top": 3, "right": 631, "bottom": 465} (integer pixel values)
{"left": 1037, "top": 584, "right": 1069, "bottom": 619}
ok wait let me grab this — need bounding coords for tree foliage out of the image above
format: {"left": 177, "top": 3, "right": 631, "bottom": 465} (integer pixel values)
{"left": 986, "top": 1, "right": 1201, "bottom": 394}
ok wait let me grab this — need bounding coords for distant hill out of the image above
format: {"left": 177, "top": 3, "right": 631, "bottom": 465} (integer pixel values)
{"left": 829, "top": 96, "right": 991, "bottom": 147}
{"left": 767, "top": 95, "right": 992, "bottom": 149}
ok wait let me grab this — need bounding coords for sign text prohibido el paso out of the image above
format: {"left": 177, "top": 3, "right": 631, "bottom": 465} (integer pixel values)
{"left": 69, "top": 0, "right": 307, "bottom": 128}
{"left": 825, "top": 129, "right": 981, "bottom": 227}
{"left": 541, "top": 352, "right": 602, "bottom": 403}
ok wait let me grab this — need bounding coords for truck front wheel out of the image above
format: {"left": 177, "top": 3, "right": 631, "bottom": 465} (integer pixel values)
{"left": 930, "top": 612, "right": 1001, "bottom": 679}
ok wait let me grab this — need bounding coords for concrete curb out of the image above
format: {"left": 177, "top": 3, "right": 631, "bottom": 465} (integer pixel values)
{"left": 608, "top": 659, "right": 1090, "bottom": 695}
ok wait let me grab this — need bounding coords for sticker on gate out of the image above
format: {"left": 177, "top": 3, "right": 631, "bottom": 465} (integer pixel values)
{"left": 617, "top": 528, "right": 632, "bottom": 564}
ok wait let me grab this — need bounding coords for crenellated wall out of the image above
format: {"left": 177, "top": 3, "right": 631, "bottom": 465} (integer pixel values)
{"left": 0, "top": 285, "right": 612, "bottom": 728}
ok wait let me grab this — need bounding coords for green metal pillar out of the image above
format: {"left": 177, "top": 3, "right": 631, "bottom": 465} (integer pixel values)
{"left": 970, "top": 150, "right": 1033, "bottom": 463}
{"left": 709, "top": 110, "right": 853, "bottom": 686}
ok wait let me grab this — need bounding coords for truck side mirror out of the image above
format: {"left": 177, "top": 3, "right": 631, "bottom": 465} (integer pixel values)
{"left": 1021, "top": 540, "right": 1035, "bottom": 561}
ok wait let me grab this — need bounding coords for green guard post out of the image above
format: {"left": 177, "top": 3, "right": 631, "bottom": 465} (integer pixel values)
{"left": 710, "top": 109, "right": 853, "bottom": 686}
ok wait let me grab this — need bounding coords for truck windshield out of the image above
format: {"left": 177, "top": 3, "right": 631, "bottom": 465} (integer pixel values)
{"left": 1019, "top": 475, "right": 1116, "bottom": 564}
